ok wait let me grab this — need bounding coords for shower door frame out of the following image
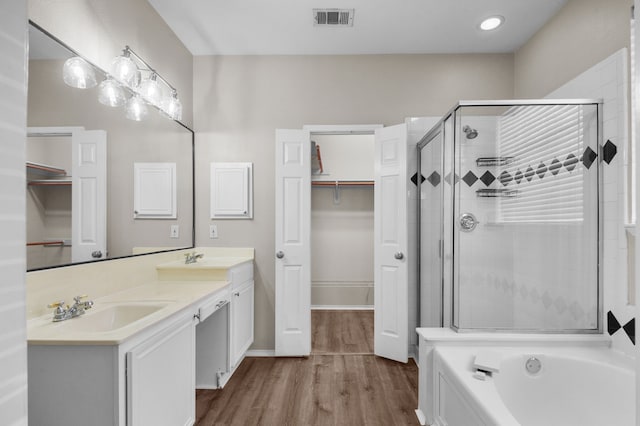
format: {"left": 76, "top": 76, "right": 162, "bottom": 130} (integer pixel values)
{"left": 417, "top": 99, "right": 604, "bottom": 334}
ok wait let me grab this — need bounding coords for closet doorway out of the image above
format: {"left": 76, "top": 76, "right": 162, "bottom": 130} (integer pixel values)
{"left": 309, "top": 132, "right": 375, "bottom": 355}
{"left": 275, "top": 123, "right": 416, "bottom": 362}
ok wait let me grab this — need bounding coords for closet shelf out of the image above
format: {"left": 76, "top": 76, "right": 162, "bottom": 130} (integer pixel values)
{"left": 312, "top": 180, "right": 374, "bottom": 187}
{"left": 28, "top": 179, "right": 72, "bottom": 186}
{"left": 26, "top": 161, "right": 67, "bottom": 177}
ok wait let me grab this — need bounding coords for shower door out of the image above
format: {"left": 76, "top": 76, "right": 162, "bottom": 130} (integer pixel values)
{"left": 452, "top": 103, "right": 600, "bottom": 331}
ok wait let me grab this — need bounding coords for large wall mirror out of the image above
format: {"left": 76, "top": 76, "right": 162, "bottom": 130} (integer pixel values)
{"left": 26, "top": 22, "right": 194, "bottom": 271}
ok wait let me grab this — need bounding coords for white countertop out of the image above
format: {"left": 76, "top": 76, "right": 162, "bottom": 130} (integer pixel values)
{"left": 27, "top": 280, "right": 229, "bottom": 345}
{"left": 28, "top": 253, "right": 254, "bottom": 346}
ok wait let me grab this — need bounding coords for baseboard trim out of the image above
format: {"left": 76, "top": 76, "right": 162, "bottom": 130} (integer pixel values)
{"left": 415, "top": 409, "right": 427, "bottom": 426}
{"left": 311, "top": 305, "right": 374, "bottom": 310}
{"left": 245, "top": 349, "right": 276, "bottom": 357}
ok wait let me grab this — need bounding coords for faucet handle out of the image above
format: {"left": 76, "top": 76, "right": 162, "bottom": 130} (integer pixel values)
{"left": 73, "top": 295, "right": 88, "bottom": 303}
{"left": 47, "top": 300, "right": 66, "bottom": 309}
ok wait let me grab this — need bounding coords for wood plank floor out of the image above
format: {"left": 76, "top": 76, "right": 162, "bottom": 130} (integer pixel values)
{"left": 196, "top": 310, "right": 418, "bottom": 425}
{"left": 311, "top": 310, "right": 374, "bottom": 354}
{"left": 195, "top": 355, "right": 419, "bottom": 425}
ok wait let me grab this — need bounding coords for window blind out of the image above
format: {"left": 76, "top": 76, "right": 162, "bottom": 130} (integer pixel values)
{"left": 497, "top": 104, "right": 586, "bottom": 223}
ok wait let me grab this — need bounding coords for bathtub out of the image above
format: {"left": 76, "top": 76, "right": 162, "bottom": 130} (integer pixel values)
{"left": 415, "top": 328, "right": 635, "bottom": 426}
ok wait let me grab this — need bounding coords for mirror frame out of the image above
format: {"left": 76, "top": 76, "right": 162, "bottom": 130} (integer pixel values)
{"left": 27, "top": 20, "right": 195, "bottom": 272}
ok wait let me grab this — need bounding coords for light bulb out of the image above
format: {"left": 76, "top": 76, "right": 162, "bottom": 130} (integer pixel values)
{"left": 161, "top": 91, "right": 183, "bottom": 121}
{"left": 62, "top": 57, "right": 97, "bottom": 89}
{"left": 125, "top": 95, "right": 148, "bottom": 121}
{"left": 97, "top": 78, "right": 127, "bottom": 107}
{"left": 138, "top": 73, "right": 163, "bottom": 106}
{"left": 110, "top": 50, "right": 139, "bottom": 87}
{"left": 480, "top": 16, "right": 504, "bottom": 31}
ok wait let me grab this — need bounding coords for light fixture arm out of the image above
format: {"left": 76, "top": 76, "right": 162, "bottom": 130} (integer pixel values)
{"left": 124, "top": 45, "right": 177, "bottom": 93}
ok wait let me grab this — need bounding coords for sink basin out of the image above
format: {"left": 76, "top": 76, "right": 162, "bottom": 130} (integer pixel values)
{"left": 53, "top": 303, "right": 169, "bottom": 333}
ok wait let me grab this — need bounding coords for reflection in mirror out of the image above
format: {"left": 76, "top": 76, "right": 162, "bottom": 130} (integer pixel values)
{"left": 26, "top": 23, "right": 194, "bottom": 271}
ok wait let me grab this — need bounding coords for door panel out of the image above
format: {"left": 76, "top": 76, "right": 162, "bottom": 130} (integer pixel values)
{"left": 72, "top": 129, "right": 106, "bottom": 262}
{"left": 374, "top": 124, "right": 409, "bottom": 363}
{"left": 275, "top": 129, "right": 311, "bottom": 356}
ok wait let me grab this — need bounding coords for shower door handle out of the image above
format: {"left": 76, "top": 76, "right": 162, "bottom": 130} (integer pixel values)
{"left": 394, "top": 252, "right": 404, "bottom": 260}
{"left": 459, "top": 213, "right": 479, "bottom": 232}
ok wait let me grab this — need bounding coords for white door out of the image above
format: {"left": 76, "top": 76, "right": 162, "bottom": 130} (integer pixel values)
{"left": 274, "top": 129, "right": 311, "bottom": 356}
{"left": 72, "top": 129, "right": 107, "bottom": 262}
{"left": 374, "top": 124, "right": 409, "bottom": 363}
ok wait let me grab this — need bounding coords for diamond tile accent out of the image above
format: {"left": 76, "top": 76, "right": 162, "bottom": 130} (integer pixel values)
{"left": 479, "top": 171, "right": 495, "bottom": 186}
{"left": 602, "top": 139, "right": 617, "bottom": 164}
{"left": 623, "top": 318, "right": 635, "bottom": 345}
{"left": 536, "top": 162, "right": 548, "bottom": 179}
{"left": 582, "top": 146, "right": 597, "bottom": 169}
{"left": 607, "top": 311, "right": 622, "bottom": 335}
{"left": 427, "top": 171, "right": 441, "bottom": 187}
{"left": 542, "top": 291, "right": 553, "bottom": 309}
{"left": 444, "top": 172, "right": 460, "bottom": 185}
{"left": 519, "top": 284, "right": 528, "bottom": 300}
{"left": 498, "top": 171, "right": 513, "bottom": 186}
{"left": 524, "top": 166, "right": 535, "bottom": 182}
{"left": 564, "top": 154, "right": 579, "bottom": 172}
{"left": 549, "top": 158, "right": 562, "bottom": 175}
{"left": 529, "top": 288, "right": 540, "bottom": 304}
{"left": 514, "top": 170, "right": 523, "bottom": 184}
{"left": 410, "top": 172, "right": 426, "bottom": 186}
{"left": 462, "top": 171, "right": 478, "bottom": 187}
{"left": 553, "top": 296, "right": 567, "bottom": 314}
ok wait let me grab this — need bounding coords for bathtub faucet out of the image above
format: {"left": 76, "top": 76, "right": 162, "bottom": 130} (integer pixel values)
{"left": 185, "top": 252, "right": 204, "bottom": 264}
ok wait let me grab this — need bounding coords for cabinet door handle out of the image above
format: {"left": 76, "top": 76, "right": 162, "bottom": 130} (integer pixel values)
{"left": 276, "top": 251, "right": 285, "bottom": 259}
{"left": 233, "top": 292, "right": 240, "bottom": 297}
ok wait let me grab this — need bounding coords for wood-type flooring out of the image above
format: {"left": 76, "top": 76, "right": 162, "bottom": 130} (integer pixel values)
{"left": 195, "top": 310, "right": 419, "bottom": 426}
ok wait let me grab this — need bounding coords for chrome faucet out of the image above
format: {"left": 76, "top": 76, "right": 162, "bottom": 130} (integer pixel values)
{"left": 68, "top": 295, "right": 94, "bottom": 318}
{"left": 184, "top": 252, "right": 204, "bottom": 264}
{"left": 47, "top": 295, "right": 93, "bottom": 322}
{"left": 47, "top": 301, "right": 71, "bottom": 322}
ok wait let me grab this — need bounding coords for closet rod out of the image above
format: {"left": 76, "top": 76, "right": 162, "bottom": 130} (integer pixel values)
{"left": 27, "top": 241, "right": 64, "bottom": 247}
{"left": 311, "top": 180, "right": 374, "bottom": 187}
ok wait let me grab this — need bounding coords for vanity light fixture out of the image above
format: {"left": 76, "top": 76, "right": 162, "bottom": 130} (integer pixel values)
{"left": 479, "top": 15, "right": 504, "bottom": 31}
{"left": 63, "top": 45, "right": 183, "bottom": 122}
{"left": 62, "top": 56, "right": 97, "bottom": 89}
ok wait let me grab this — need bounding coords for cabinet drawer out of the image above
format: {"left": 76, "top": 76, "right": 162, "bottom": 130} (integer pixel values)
{"left": 199, "top": 289, "right": 230, "bottom": 322}
{"left": 228, "top": 262, "right": 253, "bottom": 287}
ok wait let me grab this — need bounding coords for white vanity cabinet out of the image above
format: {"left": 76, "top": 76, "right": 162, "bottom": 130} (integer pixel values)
{"left": 231, "top": 275, "right": 254, "bottom": 368}
{"left": 126, "top": 314, "right": 195, "bottom": 426}
{"left": 28, "top": 310, "right": 197, "bottom": 426}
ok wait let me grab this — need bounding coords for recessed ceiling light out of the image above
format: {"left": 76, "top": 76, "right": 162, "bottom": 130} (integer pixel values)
{"left": 480, "top": 16, "right": 504, "bottom": 31}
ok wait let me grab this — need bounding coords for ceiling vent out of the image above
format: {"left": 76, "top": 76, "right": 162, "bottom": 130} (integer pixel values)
{"left": 313, "top": 9, "right": 354, "bottom": 27}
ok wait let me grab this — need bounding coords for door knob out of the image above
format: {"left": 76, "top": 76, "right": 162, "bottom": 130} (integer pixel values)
{"left": 276, "top": 251, "right": 285, "bottom": 259}
{"left": 394, "top": 252, "right": 404, "bottom": 260}
{"left": 91, "top": 250, "right": 103, "bottom": 259}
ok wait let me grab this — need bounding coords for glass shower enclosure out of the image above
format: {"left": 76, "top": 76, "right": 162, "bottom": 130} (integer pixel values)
{"left": 417, "top": 100, "right": 601, "bottom": 332}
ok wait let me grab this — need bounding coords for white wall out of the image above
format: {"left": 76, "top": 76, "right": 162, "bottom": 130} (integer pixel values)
{"left": 0, "top": 1, "right": 28, "bottom": 424}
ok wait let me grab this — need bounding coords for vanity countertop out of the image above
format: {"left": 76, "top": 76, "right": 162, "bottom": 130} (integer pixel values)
{"left": 27, "top": 280, "right": 229, "bottom": 345}
{"left": 27, "top": 251, "right": 254, "bottom": 346}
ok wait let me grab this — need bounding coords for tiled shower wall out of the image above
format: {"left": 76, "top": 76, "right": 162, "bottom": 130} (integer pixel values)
{"left": 0, "top": 2, "right": 28, "bottom": 425}
{"left": 547, "top": 49, "right": 635, "bottom": 355}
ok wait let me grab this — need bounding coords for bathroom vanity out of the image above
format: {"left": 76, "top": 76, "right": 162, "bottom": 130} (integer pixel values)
{"left": 27, "top": 251, "right": 254, "bottom": 426}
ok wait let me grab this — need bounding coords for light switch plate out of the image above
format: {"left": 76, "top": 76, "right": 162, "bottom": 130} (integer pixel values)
{"left": 209, "top": 224, "right": 218, "bottom": 239}
{"left": 170, "top": 225, "right": 179, "bottom": 239}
